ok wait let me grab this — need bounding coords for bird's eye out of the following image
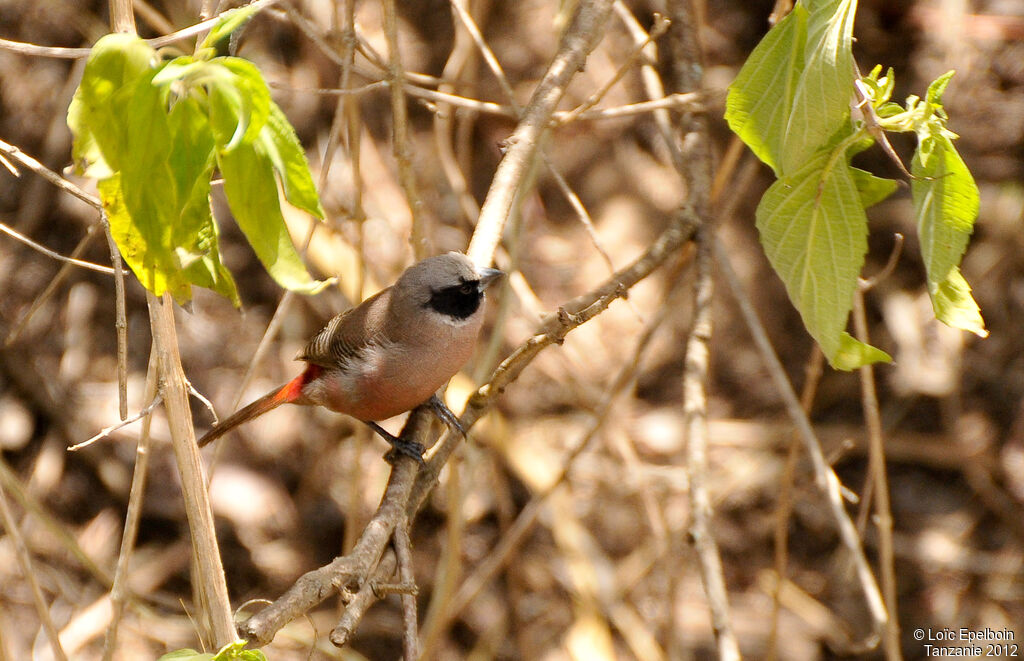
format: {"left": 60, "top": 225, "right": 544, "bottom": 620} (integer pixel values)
{"left": 460, "top": 283, "right": 474, "bottom": 295}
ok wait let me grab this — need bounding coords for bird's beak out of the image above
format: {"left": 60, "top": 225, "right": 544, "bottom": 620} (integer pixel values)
{"left": 477, "top": 266, "right": 505, "bottom": 290}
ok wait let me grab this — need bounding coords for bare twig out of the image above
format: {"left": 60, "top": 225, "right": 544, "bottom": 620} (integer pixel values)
{"left": 664, "top": 1, "right": 740, "bottom": 656}
{"left": 329, "top": 552, "right": 398, "bottom": 647}
{"left": 0, "top": 139, "right": 99, "bottom": 207}
{"left": 68, "top": 394, "right": 162, "bottom": 451}
{"left": 852, "top": 291, "right": 901, "bottom": 661}
{"left": 394, "top": 513, "right": 419, "bottom": 661}
{"left": 0, "top": 478, "right": 69, "bottom": 661}
{"left": 0, "top": 0, "right": 283, "bottom": 59}
{"left": 102, "top": 350, "right": 159, "bottom": 661}
{"left": 713, "top": 235, "right": 889, "bottom": 638}
{"left": 683, "top": 230, "right": 740, "bottom": 661}
{"left": 381, "top": 0, "right": 427, "bottom": 258}
{"left": 101, "top": 214, "right": 130, "bottom": 420}
{"left": 0, "top": 220, "right": 115, "bottom": 275}
{"left": 556, "top": 13, "right": 672, "bottom": 125}
{"left": 466, "top": 0, "right": 616, "bottom": 267}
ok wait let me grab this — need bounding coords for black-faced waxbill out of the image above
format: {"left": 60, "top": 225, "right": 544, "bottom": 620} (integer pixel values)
{"left": 197, "top": 252, "right": 504, "bottom": 457}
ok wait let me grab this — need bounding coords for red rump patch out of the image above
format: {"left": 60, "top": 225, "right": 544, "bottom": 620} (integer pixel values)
{"left": 276, "top": 365, "right": 322, "bottom": 404}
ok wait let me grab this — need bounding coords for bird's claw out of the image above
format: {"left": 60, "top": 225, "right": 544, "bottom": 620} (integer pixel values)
{"left": 366, "top": 421, "right": 426, "bottom": 465}
{"left": 426, "top": 394, "right": 467, "bottom": 439}
{"left": 384, "top": 440, "right": 427, "bottom": 465}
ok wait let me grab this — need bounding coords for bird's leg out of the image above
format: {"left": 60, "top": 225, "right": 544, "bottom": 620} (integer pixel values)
{"left": 426, "top": 394, "right": 467, "bottom": 439}
{"left": 365, "top": 421, "right": 425, "bottom": 465}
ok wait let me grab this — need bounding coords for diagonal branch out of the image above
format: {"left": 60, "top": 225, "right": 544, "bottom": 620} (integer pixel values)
{"left": 466, "top": 0, "right": 616, "bottom": 267}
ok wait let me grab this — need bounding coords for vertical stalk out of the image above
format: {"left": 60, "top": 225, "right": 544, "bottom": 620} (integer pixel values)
{"left": 147, "top": 292, "right": 236, "bottom": 645}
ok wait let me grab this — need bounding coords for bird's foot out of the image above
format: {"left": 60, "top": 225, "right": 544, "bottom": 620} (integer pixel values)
{"left": 366, "top": 421, "right": 425, "bottom": 465}
{"left": 426, "top": 394, "right": 467, "bottom": 439}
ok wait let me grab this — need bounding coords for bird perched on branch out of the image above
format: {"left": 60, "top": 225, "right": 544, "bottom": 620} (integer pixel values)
{"left": 197, "top": 252, "right": 504, "bottom": 459}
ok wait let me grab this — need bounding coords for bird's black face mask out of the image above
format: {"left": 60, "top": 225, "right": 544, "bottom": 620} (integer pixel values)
{"left": 426, "top": 278, "right": 483, "bottom": 320}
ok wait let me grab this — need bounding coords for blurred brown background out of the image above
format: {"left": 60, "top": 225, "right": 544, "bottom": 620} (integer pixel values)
{"left": 0, "top": 0, "right": 1022, "bottom": 659}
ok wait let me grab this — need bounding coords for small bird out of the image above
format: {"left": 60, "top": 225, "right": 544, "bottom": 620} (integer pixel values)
{"left": 197, "top": 252, "right": 503, "bottom": 458}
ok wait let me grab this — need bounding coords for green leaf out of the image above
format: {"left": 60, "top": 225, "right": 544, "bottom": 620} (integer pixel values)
{"left": 199, "top": 4, "right": 261, "bottom": 52}
{"left": 725, "top": 4, "right": 808, "bottom": 174}
{"left": 210, "top": 640, "right": 268, "bottom": 661}
{"left": 849, "top": 166, "right": 898, "bottom": 208}
{"left": 158, "top": 650, "right": 214, "bottom": 661}
{"left": 258, "top": 102, "right": 325, "bottom": 218}
{"left": 67, "top": 33, "right": 156, "bottom": 177}
{"left": 69, "top": 33, "right": 323, "bottom": 305}
{"left": 756, "top": 149, "right": 889, "bottom": 369}
{"left": 783, "top": 0, "right": 858, "bottom": 174}
{"left": 218, "top": 140, "right": 329, "bottom": 294}
{"left": 725, "top": 0, "right": 858, "bottom": 175}
{"left": 912, "top": 124, "right": 986, "bottom": 336}
{"left": 832, "top": 332, "right": 892, "bottom": 370}
{"left": 207, "top": 58, "right": 271, "bottom": 151}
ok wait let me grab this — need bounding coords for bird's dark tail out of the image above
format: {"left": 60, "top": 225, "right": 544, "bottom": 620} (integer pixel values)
{"left": 197, "top": 371, "right": 310, "bottom": 447}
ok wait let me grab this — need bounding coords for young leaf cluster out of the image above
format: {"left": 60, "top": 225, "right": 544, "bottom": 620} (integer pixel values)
{"left": 725, "top": 0, "right": 985, "bottom": 370}
{"left": 68, "top": 10, "right": 328, "bottom": 305}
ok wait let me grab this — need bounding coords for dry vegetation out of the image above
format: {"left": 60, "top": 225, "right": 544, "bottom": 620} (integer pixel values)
{"left": 1, "top": 0, "right": 1023, "bottom": 659}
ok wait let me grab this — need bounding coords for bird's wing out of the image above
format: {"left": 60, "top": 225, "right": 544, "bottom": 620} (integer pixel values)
{"left": 296, "top": 288, "right": 390, "bottom": 369}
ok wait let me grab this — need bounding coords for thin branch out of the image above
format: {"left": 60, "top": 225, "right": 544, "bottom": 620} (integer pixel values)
{"left": 241, "top": 411, "right": 428, "bottom": 646}
{"left": 684, "top": 229, "right": 740, "bottom": 661}
{"left": 102, "top": 350, "right": 159, "bottom": 661}
{"left": 101, "top": 214, "right": 129, "bottom": 420}
{"left": 0, "top": 140, "right": 100, "bottom": 207}
{"left": 556, "top": 13, "right": 672, "bottom": 125}
{"left": 712, "top": 235, "right": 889, "bottom": 638}
{"left": 466, "top": 0, "right": 616, "bottom": 267}
{"left": 0, "top": 220, "right": 115, "bottom": 275}
{"left": 0, "top": 0, "right": 283, "bottom": 59}
{"left": 852, "top": 291, "right": 901, "bottom": 661}
{"left": 381, "top": 0, "right": 427, "bottom": 258}
{"left": 394, "top": 513, "right": 419, "bottom": 661}
{"left": 68, "top": 394, "right": 162, "bottom": 451}
{"left": 329, "top": 552, "right": 398, "bottom": 647}
{"left": 0, "top": 479, "right": 69, "bottom": 661}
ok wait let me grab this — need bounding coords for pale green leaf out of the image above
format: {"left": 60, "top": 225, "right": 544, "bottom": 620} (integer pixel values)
{"left": 930, "top": 267, "right": 986, "bottom": 337}
{"left": 199, "top": 4, "right": 260, "bottom": 52}
{"left": 218, "top": 141, "right": 329, "bottom": 294}
{"left": 781, "top": 0, "right": 858, "bottom": 174}
{"left": 67, "top": 33, "right": 156, "bottom": 177}
{"left": 726, "top": 0, "right": 858, "bottom": 175}
{"left": 849, "top": 166, "right": 898, "bottom": 208}
{"left": 157, "top": 650, "right": 214, "bottom": 661}
{"left": 912, "top": 126, "right": 985, "bottom": 336}
{"left": 755, "top": 150, "right": 882, "bottom": 369}
{"left": 725, "top": 4, "right": 808, "bottom": 174}
{"left": 101, "top": 175, "right": 192, "bottom": 303}
{"left": 257, "top": 102, "right": 324, "bottom": 218}
{"left": 832, "top": 332, "right": 892, "bottom": 370}
{"left": 206, "top": 58, "right": 271, "bottom": 151}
